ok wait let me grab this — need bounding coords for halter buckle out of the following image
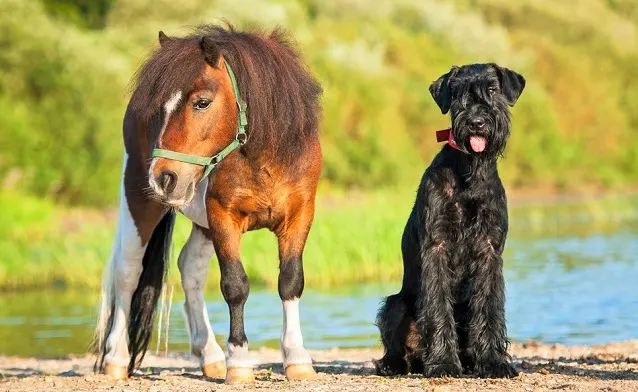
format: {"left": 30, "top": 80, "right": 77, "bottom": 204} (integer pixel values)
{"left": 236, "top": 132, "right": 247, "bottom": 145}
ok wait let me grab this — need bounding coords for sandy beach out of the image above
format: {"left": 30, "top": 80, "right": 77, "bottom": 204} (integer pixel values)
{"left": 1, "top": 341, "right": 637, "bottom": 391}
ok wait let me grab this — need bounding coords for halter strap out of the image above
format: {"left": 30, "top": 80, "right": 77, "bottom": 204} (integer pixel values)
{"left": 151, "top": 58, "right": 248, "bottom": 181}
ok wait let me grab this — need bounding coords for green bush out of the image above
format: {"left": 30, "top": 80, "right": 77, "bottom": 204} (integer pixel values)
{"left": 0, "top": 0, "right": 637, "bottom": 206}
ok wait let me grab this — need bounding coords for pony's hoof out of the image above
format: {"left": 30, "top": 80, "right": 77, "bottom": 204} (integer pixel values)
{"left": 104, "top": 363, "right": 128, "bottom": 380}
{"left": 285, "top": 363, "right": 317, "bottom": 381}
{"left": 201, "top": 361, "right": 226, "bottom": 379}
{"left": 225, "top": 367, "right": 254, "bottom": 384}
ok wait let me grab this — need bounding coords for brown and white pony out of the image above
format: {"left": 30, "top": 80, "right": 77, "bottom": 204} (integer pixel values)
{"left": 94, "top": 24, "right": 323, "bottom": 384}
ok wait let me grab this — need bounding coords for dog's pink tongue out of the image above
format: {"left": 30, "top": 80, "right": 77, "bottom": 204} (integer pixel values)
{"left": 469, "top": 136, "right": 487, "bottom": 152}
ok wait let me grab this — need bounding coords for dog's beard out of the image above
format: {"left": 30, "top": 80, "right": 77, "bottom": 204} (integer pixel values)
{"left": 451, "top": 106, "right": 511, "bottom": 157}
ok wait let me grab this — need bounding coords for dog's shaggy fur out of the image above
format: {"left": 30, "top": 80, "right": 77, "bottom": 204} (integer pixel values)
{"left": 375, "top": 63, "right": 525, "bottom": 379}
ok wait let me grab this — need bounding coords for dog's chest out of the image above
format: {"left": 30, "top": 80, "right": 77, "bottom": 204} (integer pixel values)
{"left": 451, "top": 187, "right": 505, "bottom": 229}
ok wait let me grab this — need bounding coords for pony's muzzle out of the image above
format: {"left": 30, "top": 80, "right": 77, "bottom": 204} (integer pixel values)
{"left": 149, "top": 161, "right": 196, "bottom": 207}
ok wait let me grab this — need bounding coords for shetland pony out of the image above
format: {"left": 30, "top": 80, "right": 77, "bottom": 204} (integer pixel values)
{"left": 93, "top": 24, "right": 322, "bottom": 384}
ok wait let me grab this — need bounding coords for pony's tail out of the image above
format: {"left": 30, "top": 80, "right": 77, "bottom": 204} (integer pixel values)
{"left": 92, "top": 210, "right": 175, "bottom": 376}
{"left": 127, "top": 210, "right": 175, "bottom": 375}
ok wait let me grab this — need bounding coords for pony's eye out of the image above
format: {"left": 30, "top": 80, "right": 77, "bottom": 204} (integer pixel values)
{"left": 193, "top": 99, "right": 211, "bottom": 110}
{"left": 488, "top": 87, "right": 497, "bottom": 96}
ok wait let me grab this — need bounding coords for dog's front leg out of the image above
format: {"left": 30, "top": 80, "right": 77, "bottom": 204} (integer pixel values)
{"left": 418, "top": 240, "right": 463, "bottom": 378}
{"left": 466, "top": 235, "right": 518, "bottom": 378}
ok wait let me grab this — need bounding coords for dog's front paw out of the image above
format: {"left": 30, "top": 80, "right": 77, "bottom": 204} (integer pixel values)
{"left": 475, "top": 361, "right": 518, "bottom": 378}
{"left": 422, "top": 363, "right": 462, "bottom": 378}
{"left": 408, "top": 356, "right": 424, "bottom": 374}
{"left": 374, "top": 356, "right": 408, "bottom": 377}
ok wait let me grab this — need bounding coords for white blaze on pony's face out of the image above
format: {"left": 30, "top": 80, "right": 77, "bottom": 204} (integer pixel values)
{"left": 161, "top": 91, "right": 183, "bottom": 142}
{"left": 147, "top": 37, "right": 239, "bottom": 208}
{"left": 148, "top": 91, "right": 183, "bottom": 202}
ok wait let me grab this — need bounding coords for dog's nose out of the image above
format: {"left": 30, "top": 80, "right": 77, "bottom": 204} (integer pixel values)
{"left": 471, "top": 118, "right": 485, "bottom": 129}
{"left": 157, "top": 170, "right": 177, "bottom": 194}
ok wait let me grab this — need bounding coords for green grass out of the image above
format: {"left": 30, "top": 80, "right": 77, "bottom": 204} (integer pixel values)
{"left": 1, "top": 189, "right": 637, "bottom": 292}
{"left": 0, "top": 190, "right": 410, "bottom": 291}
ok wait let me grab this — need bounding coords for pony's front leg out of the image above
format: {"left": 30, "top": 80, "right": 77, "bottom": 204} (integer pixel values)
{"left": 206, "top": 198, "right": 253, "bottom": 384}
{"left": 276, "top": 199, "right": 317, "bottom": 381}
{"left": 177, "top": 224, "right": 226, "bottom": 379}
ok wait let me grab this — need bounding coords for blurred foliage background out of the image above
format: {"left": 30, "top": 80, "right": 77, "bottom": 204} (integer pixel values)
{"left": 1, "top": 0, "right": 637, "bottom": 206}
{"left": 0, "top": 0, "right": 637, "bottom": 290}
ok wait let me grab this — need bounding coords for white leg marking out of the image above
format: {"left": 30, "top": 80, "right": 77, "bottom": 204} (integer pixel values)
{"left": 149, "top": 90, "right": 182, "bottom": 193}
{"left": 98, "top": 153, "right": 148, "bottom": 367}
{"left": 178, "top": 225, "right": 224, "bottom": 365}
{"left": 226, "top": 342, "right": 256, "bottom": 369}
{"left": 281, "top": 298, "right": 312, "bottom": 367}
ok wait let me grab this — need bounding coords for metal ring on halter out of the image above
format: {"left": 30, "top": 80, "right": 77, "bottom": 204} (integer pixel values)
{"left": 236, "top": 133, "right": 247, "bottom": 145}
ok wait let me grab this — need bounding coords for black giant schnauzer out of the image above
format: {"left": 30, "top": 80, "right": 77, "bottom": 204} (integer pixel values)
{"left": 375, "top": 63, "right": 525, "bottom": 379}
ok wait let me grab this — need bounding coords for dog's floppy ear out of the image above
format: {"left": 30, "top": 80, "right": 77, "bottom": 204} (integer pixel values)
{"left": 429, "top": 67, "right": 457, "bottom": 114}
{"left": 492, "top": 64, "right": 526, "bottom": 106}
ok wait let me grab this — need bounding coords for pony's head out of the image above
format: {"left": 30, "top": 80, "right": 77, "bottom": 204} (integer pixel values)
{"left": 135, "top": 32, "right": 240, "bottom": 207}
{"left": 130, "top": 25, "right": 322, "bottom": 207}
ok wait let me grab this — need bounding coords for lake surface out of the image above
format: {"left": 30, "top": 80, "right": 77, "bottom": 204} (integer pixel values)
{"left": 1, "top": 198, "right": 637, "bottom": 357}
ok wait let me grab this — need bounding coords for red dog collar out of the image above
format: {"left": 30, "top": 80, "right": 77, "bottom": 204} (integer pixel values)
{"left": 436, "top": 128, "right": 467, "bottom": 153}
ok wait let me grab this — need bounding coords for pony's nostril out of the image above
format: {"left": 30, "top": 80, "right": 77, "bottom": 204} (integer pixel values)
{"left": 159, "top": 170, "right": 177, "bottom": 194}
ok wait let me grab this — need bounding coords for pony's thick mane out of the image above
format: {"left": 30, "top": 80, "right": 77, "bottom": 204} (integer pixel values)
{"left": 129, "top": 23, "right": 323, "bottom": 164}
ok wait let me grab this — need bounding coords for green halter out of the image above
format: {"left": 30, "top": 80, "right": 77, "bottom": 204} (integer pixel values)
{"left": 151, "top": 58, "right": 248, "bottom": 181}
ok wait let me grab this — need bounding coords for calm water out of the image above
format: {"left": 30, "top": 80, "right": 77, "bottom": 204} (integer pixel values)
{"left": 1, "top": 203, "right": 638, "bottom": 356}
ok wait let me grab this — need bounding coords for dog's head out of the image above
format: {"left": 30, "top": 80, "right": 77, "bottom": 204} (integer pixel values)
{"left": 429, "top": 63, "right": 525, "bottom": 157}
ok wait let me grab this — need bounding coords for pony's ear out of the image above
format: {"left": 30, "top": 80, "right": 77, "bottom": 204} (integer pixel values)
{"left": 200, "top": 36, "right": 221, "bottom": 68}
{"left": 158, "top": 31, "right": 171, "bottom": 47}
{"left": 429, "top": 67, "right": 457, "bottom": 114}
{"left": 492, "top": 64, "right": 526, "bottom": 106}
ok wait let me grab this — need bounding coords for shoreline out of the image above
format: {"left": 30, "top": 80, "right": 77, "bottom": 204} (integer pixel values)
{"left": 1, "top": 190, "right": 637, "bottom": 293}
{"left": 1, "top": 341, "right": 637, "bottom": 391}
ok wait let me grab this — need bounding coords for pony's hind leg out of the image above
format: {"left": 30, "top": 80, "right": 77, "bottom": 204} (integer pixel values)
{"left": 94, "top": 153, "right": 165, "bottom": 379}
{"left": 276, "top": 199, "right": 317, "bottom": 381}
{"left": 98, "top": 196, "right": 145, "bottom": 379}
{"left": 375, "top": 293, "right": 412, "bottom": 376}
{"left": 178, "top": 224, "right": 226, "bottom": 378}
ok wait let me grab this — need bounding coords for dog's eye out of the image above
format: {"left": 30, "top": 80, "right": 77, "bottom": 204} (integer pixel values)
{"left": 488, "top": 87, "right": 497, "bottom": 96}
{"left": 193, "top": 99, "right": 211, "bottom": 110}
